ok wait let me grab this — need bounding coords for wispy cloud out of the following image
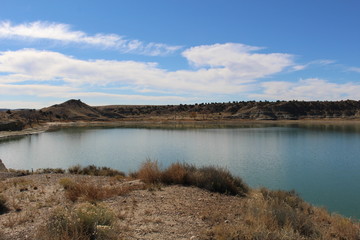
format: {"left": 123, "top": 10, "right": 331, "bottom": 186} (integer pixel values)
{"left": 182, "top": 43, "right": 293, "bottom": 78}
{"left": 348, "top": 67, "right": 360, "bottom": 73}
{"left": 251, "top": 78, "right": 360, "bottom": 101}
{"left": 291, "top": 59, "right": 336, "bottom": 71}
{"left": 0, "top": 21, "right": 181, "bottom": 56}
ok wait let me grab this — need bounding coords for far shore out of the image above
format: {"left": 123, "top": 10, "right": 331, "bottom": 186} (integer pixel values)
{"left": 1, "top": 118, "right": 360, "bottom": 139}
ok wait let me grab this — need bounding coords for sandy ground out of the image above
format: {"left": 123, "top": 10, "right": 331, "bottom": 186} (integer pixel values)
{"left": 0, "top": 173, "right": 246, "bottom": 240}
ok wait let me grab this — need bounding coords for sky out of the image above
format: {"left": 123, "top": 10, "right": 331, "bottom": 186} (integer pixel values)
{"left": 1, "top": 0, "right": 360, "bottom": 109}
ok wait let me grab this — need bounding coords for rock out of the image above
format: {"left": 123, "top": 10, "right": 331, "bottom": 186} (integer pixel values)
{"left": 0, "top": 159, "right": 8, "bottom": 172}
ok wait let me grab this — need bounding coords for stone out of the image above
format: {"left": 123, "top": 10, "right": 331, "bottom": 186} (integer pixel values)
{"left": 0, "top": 159, "right": 8, "bottom": 172}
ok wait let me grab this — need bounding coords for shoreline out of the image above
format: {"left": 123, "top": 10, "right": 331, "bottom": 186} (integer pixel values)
{"left": 1, "top": 118, "right": 360, "bottom": 139}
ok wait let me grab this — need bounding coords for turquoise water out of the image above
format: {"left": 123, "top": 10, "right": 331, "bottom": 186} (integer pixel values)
{"left": 1, "top": 124, "right": 360, "bottom": 219}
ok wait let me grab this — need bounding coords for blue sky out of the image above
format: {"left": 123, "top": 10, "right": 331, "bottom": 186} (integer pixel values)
{"left": 1, "top": 0, "right": 360, "bottom": 108}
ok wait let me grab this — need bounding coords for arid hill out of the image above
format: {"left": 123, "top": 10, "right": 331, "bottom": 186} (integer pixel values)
{"left": 1, "top": 99, "right": 360, "bottom": 131}
{"left": 95, "top": 100, "right": 360, "bottom": 120}
{"left": 41, "top": 99, "right": 109, "bottom": 121}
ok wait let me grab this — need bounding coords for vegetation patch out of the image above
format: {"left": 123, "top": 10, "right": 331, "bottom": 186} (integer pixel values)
{"left": 0, "top": 194, "right": 9, "bottom": 214}
{"left": 135, "top": 160, "right": 249, "bottom": 196}
{"left": 60, "top": 178, "right": 140, "bottom": 203}
{"left": 68, "top": 165, "right": 125, "bottom": 177}
{"left": 37, "top": 203, "right": 118, "bottom": 240}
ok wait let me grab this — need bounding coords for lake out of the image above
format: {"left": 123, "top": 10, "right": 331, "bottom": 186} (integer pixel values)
{"left": 1, "top": 123, "right": 360, "bottom": 219}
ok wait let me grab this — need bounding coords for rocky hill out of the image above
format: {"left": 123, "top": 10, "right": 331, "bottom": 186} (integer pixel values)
{"left": 40, "top": 99, "right": 108, "bottom": 121}
{"left": 95, "top": 100, "right": 360, "bottom": 120}
{"left": 1, "top": 100, "right": 360, "bottom": 132}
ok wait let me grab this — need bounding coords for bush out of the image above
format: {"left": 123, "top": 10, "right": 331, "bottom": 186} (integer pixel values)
{"left": 190, "top": 166, "right": 249, "bottom": 196}
{"left": 161, "top": 162, "right": 191, "bottom": 185}
{"left": 136, "top": 160, "right": 249, "bottom": 196}
{"left": 68, "top": 165, "right": 125, "bottom": 177}
{"left": 38, "top": 203, "right": 117, "bottom": 240}
{"left": 36, "top": 168, "right": 65, "bottom": 174}
{"left": 136, "top": 159, "right": 162, "bottom": 184}
{"left": 261, "top": 188, "right": 319, "bottom": 238}
{"left": 0, "top": 194, "right": 9, "bottom": 214}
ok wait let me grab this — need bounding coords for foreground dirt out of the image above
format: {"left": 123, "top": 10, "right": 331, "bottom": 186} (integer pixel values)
{"left": 1, "top": 173, "right": 360, "bottom": 240}
{"left": 0, "top": 174, "right": 241, "bottom": 240}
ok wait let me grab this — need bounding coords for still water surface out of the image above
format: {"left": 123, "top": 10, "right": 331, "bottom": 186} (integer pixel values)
{"left": 1, "top": 123, "right": 360, "bottom": 219}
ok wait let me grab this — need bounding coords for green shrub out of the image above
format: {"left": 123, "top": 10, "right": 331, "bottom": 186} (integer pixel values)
{"left": 0, "top": 194, "right": 9, "bottom": 214}
{"left": 38, "top": 203, "right": 117, "bottom": 240}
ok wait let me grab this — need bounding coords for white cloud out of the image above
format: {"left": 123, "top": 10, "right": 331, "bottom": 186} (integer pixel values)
{"left": 3, "top": 43, "right": 356, "bottom": 106}
{"left": 0, "top": 100, "right": 48, "bottom": 109}
{"left": 349, "top": 67, "right": 360, "bottom": 73}
{"left": 0, "top": 21, "right": 181, "bottom": 56}
{"left": 0, "top": 83, "right": 76, "bottom": 97}
{"left": 251, "top": 78, "right": 360, "bottom": 100}
{"left": 290, "top": 59, "right": 336, "bottom": 71}
{"left": 1, "top": 46, "right": 288, "bottom": 95}
{"left": 182, "top": 43, "right": 294, "bottom": 80}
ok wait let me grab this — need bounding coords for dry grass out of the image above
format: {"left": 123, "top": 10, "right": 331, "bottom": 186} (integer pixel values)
{"left": 200, "top": 189, "right": 360, "bottom": 240}
{"left": 35, "top": 168, "right": 65, "bottom": 174}
{"left": 59, "top": 178, "right": 140, "bottom": 203}
{"left": 161, "top": 162, "right": 192, "bottom": 185}
{"left": 135, "top": 160, "right": 249, "bottom": 196}
{"left": 136, "top": 159, "right": 162, "bottom": 184}
{"left": 36, "top": 203, "right": 119, "bottom": 240}
{"left": 68, "top": 165, "right": 125, "bottom": 177}
{"left": 1, "top": 163, "right": 359, "bottom": 240}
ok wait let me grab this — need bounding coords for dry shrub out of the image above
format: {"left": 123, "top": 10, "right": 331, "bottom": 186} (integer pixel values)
{"left": 260, "top": 188, "right": 319, "bottom": 238}
{"left": 190, "top": 166, "right": 249, "bottom": 196}
{"left": 60, "top": 179, "right": 135, "bottom": 203}
{"left": 136, "top": 159, "right": 162, "bottom": 184}
{"left": 35, "top": 168, "right": 65, "bottom": 174}
{"left": 68, "top": 165, "right": 125, "bottom": 177}
{"left": 161, "top": 162, "right": 190, "bottom": 185}
{"left": 329, "top": 214, "right": 360, "bottom": 240}
{"left": 0, "top": 194, "right": 9, "bottom": 214}
{"left": 136, "top": 160, "right": 249, "bottom": 196}
{"left": 37, "top": 203, "right": 118, "bottom": 240}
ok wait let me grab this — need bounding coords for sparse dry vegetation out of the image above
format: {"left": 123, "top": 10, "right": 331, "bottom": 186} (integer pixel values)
{"left": 200, "top": 188, "right": 360, "bottom": 240}
{"left": 0, "top": 194, "right": 9, "bottom": 214}
{"left": 37, "top": 203, "right": 118, "bottom": 240}
{"left": 60, "top": 178, "right": 141, "bottom": 203}
{"left": 68, "top": 165, "right": 125, "bottom": 177}
{"left": 0, "top": 162, "right": 359, "bottom": 240}
{"left": 135, "top": 160, "right": 249, "bottom": 196}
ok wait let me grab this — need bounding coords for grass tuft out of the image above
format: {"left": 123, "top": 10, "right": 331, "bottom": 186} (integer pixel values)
{"left": 191, "top": 166, "right": 249, "bottom": 196}
{"left": 134, "top": 160, "right": 249, "bottom": 196}
{"left": 68, "top": 165, "right": 125, "bottom": 177}
{"left": 60, "top": 178, "right": 138, "bottom": 203}
{"left": 136, "top": 159, "right": 162, "bottom": 184}
{"left": 37, "top": 203, "right": 118, "bottom": 240}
